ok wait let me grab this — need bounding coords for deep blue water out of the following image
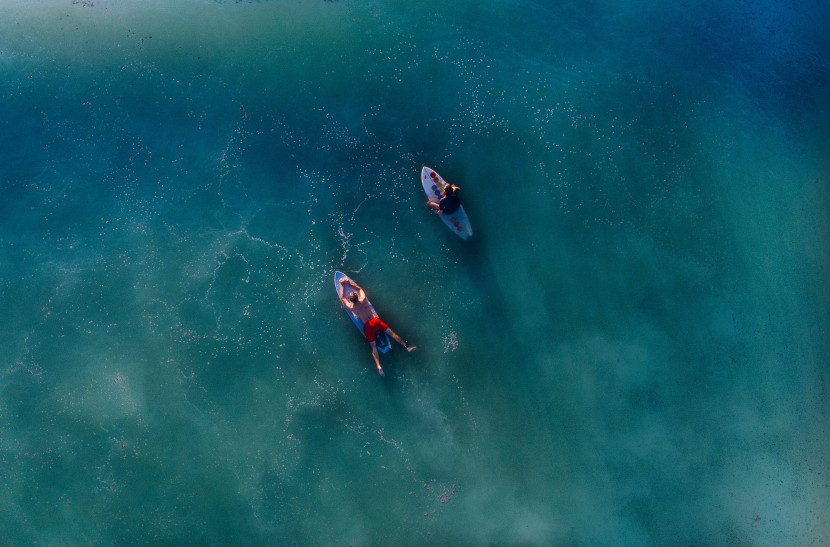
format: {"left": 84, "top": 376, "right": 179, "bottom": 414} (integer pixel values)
{"left": 1, "top": 1, "right": 829, "bottom": 545}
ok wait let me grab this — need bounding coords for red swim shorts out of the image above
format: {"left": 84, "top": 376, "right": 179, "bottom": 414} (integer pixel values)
{"left": 363, "top": 316, "right": 389, "bottom": 343}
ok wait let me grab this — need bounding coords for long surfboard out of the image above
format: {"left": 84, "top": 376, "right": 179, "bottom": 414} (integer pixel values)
{"left": 334, "top": 271, "right": 391, "bottom": 353}
{"left": 421, "top": 166, "right": 473, "bottom": 240}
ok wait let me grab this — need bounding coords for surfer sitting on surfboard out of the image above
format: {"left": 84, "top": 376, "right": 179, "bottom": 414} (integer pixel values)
{"left": 339, "top": 277, "right": 416, "bottom": 376}
{"left": 426, "top": 181, "right": 461, "bottom": 215}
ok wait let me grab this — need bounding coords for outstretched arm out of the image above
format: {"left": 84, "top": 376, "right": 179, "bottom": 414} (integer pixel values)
{"left": 339, "top": 280, "right": 352, "bottom": 308}
{"left": 352, "top": 285, "right": 366, "bottom": 302}
{"left": 341, "top": 278, "right": 366, "bottom": 303}
{"left": 339, "top": 278, "right": 366, "bottom": 306}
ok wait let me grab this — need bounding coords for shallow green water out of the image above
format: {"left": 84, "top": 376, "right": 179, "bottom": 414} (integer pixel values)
{"left": 1, "top": 1, "right": 828, "bottom": 544}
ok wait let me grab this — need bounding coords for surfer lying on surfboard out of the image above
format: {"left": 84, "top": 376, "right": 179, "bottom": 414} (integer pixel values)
{"left": 421, "top": 166, "right": 473, "bottom": 239}
{"left": 338, "top": 277, "right": 416, "bottom": 376}
{"left": 425, "top": 179, "right": 461, "bottom": 215}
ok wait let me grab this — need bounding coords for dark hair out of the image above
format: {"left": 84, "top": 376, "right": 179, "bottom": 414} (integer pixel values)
{"left": 349, "top": 292, "right": 358, "bottom": 302}
{"left": 444, "top": 185, "right": 455, "bottom": 196}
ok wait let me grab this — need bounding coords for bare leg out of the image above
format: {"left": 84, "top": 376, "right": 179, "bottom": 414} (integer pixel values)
{"left": 385, "top": 328, "right": 416, "bottom": 352}
{"left": 370, "top": 341, "right": 384, "bottom": 376}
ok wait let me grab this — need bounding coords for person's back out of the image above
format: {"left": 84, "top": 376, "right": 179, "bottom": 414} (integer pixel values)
{"left": 351, "top": 298, "right": 374, "bottom": 324}
{"left": 338, "top": 276, "right": 416, "bottom": 375}
{"left": 438, "top": 185, "right": 461, "bottom": 214}
{"left": 344, "top": 290, "right": 374, "bottom": 324}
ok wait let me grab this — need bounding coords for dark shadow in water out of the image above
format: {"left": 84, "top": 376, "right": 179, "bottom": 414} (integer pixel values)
{"left": 456, "top": 234, "right": 525, "bottom": 355}
{"left": 450, "top": 232, "right": 548, "bottom": 413}
{"left": 454, "top": 227, "right": 561, "bottom": 451}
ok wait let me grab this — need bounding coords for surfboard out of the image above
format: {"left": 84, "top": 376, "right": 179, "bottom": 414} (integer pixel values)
{"left": 421, "top": 166, "right": 473, "bottom": 240}
{"left": 334, "top": 271, "right": 391, "bottom": 353}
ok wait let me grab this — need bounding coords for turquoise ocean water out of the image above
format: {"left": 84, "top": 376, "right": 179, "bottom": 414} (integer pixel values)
{"left": 1, "top": 1, "right": 829, "bottom": 544}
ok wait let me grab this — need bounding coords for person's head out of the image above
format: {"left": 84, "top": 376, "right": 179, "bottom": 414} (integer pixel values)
{"left": 444, "top": 185, "right": 455, "bottom": 196}
{"left": 349, "top": 292, "right": 359, "bottom": 303}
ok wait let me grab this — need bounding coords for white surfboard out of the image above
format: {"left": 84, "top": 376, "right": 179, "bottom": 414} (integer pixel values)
{"left": 421, "top": 166, "right": 473, "bottom": 240}
{"left": 334, "top": 271, "right": 391, "bottom": 353}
